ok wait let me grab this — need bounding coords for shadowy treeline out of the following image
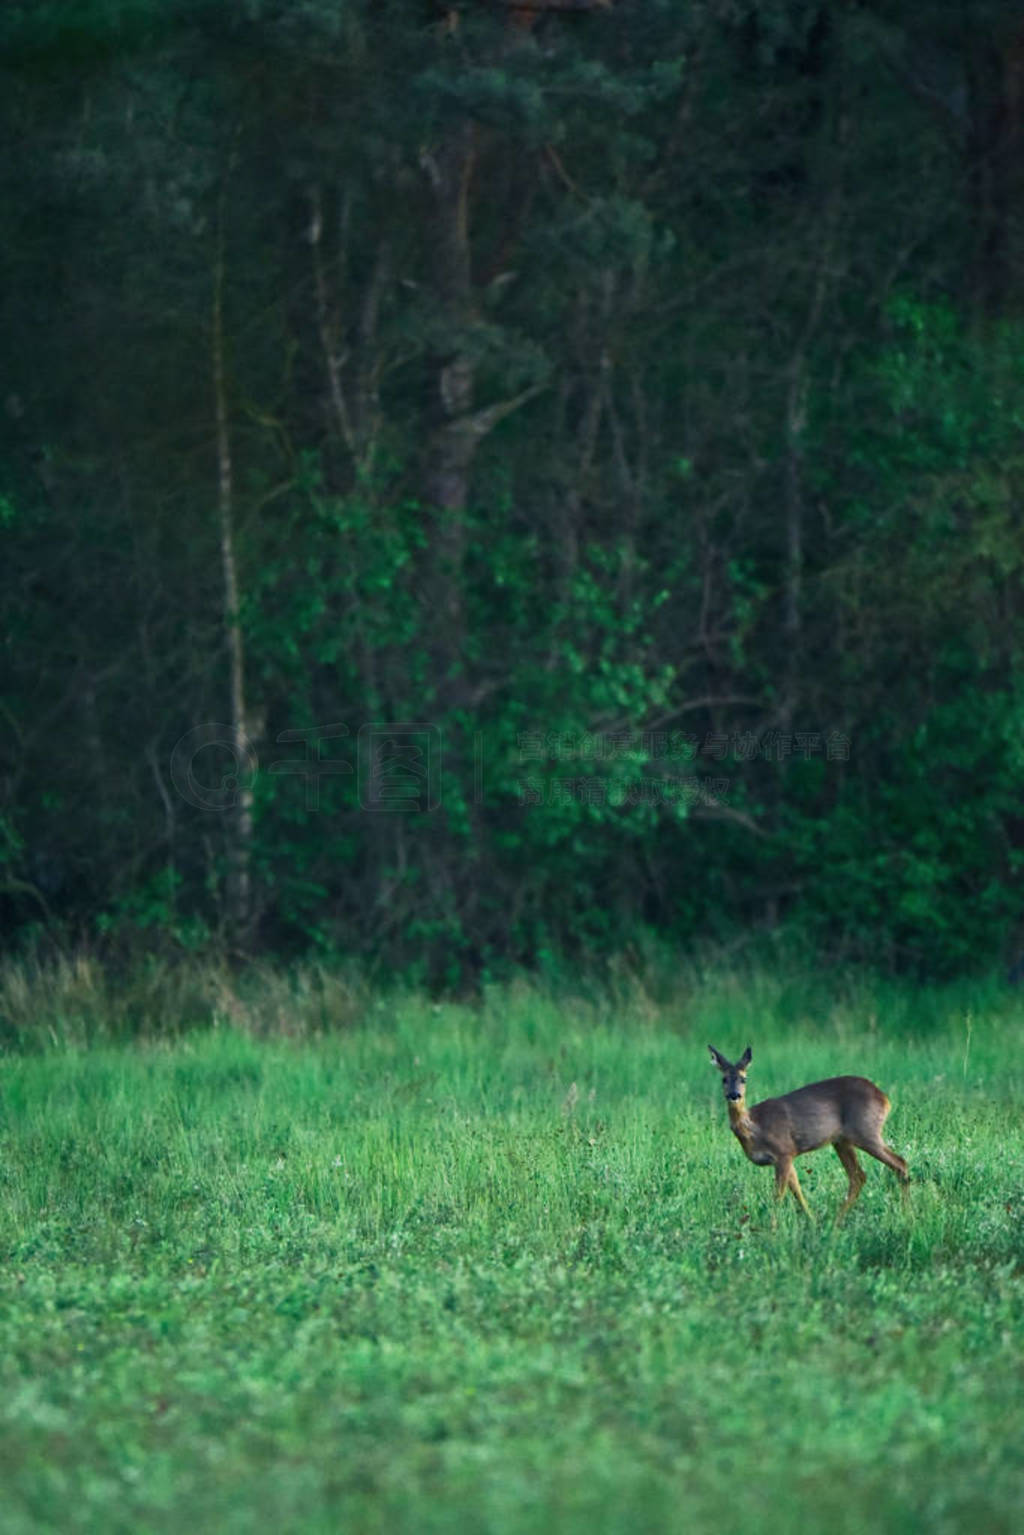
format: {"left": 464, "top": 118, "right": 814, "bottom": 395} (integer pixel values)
{"left": 2, "top": 2, "right": 1024, "bottom": 983}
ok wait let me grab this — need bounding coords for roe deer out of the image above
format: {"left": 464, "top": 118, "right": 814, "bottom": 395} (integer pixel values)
{"left": 708, "top": 1045, "right": 909, "bottom": 1218}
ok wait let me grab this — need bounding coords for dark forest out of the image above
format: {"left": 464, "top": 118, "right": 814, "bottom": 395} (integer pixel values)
{"left": 4, "top": 1, "right": 1024, "bottom": 983}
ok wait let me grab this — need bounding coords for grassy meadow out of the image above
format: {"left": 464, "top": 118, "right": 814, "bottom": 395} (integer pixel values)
{"left": 0, "top": 959, "right": 1022, "bottom": 1534}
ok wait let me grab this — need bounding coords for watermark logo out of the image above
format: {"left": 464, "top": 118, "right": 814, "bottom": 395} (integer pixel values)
{"left": 516, "top": 729, "right": 850, "bottom": 763}
{"left": 169, "top": 719, "right": 849, "bottom": 814}
{"left": 357, "top": 725, "right": 442, "bottom": 812}
{"left": 269, "top": 725, "right": 353, "bottom": 811}
{"left": 169, "top": 723, "right": 258, "bottom": 812}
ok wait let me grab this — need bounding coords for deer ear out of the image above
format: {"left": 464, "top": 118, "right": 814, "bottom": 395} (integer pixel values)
{"left": 708, "top": 1045, "right": 726, "bottom": 1069}
{"left": 739, "top": 1046, "right": 752, "bottom": 1068}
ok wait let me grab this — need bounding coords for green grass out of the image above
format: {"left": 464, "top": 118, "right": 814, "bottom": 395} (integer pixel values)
{"left": 0, "top": 966, "right": 1022, "bottom": 1533}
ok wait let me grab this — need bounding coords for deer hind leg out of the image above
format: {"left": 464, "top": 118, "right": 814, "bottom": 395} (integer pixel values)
{"left": 859, "top": 1134, "right": 910, "bottom": 1186}
{"left": 834, "top": 1139, "right": 867, "bottom": 1219}
{"left": 774, "top": 1156, "right": 812, "bottom": 1217}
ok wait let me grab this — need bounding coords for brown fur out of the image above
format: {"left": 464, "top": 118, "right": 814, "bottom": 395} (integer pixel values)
{"left": 708, "top": 1046, "right": 910, "bottom": 1218}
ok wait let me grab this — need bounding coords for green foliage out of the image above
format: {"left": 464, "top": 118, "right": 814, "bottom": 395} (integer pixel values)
{"left": 0, "top": 2, "right": 170, "bottom": 60}
{"left": 96, "top": 869, "right": 212, "bottom": 953}
{"left": 782, "top": 298, "right": 1024, "bottom": 971}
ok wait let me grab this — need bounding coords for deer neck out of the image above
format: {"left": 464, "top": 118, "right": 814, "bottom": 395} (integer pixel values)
{"left": 727, "top": 1099, "right": 757, "bottom": 1148}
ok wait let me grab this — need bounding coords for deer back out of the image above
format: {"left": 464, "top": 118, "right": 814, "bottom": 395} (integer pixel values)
{"left": 750, "top": 1075, "right": 889, "bottom": 1155}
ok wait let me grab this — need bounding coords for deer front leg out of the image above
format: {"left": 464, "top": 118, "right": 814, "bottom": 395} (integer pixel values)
{"left": 774, "top": 1156, "right": 812, "bottom": 1217}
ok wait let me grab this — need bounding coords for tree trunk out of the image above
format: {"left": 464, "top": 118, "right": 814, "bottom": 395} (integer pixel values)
{"left": 213, "top": 210, "right": 253, "bottom": 940}
{"left": 421, "top": 116, "right": 478, "bottom": 648}
{"left": 420, "top": 118, "right": 543, "bottom": 697}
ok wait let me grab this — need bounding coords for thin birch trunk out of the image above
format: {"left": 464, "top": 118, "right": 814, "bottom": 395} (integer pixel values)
{"left": 213, "top": 202, "right": 253, "bottom": 938}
